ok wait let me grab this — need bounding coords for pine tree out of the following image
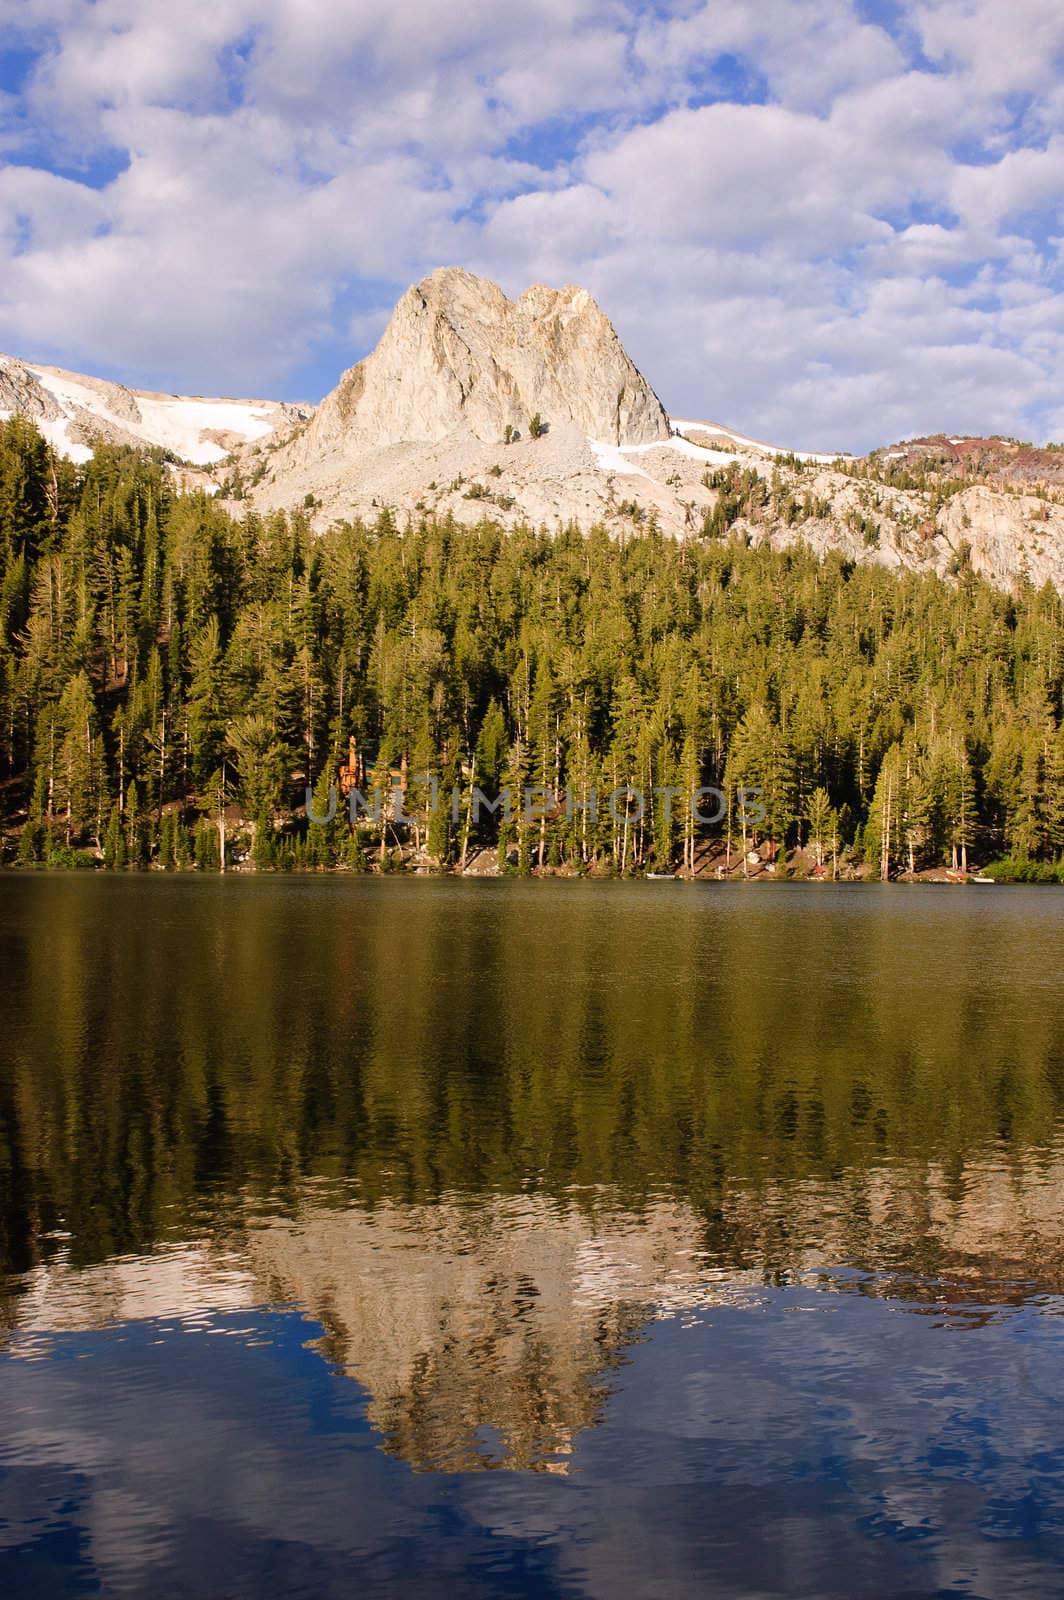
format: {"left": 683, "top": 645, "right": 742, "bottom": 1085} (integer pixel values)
{"left": 125, "top": 780, "right": 148, "bottom": 867}
{"left": 305, "top": 767, "right": 338, "bottom": 869}
{"left": 187, "top": 615, "right": 227, "bottom": 788}
{"left": 866, "top": 744, "right": 906, "bottom": 880}
{"left": 104, "top": 800, "right": 127, "bottom": 870}
{"left": 805, "top": 786, "right": 834, "bottom": 873}
{"left": 52, "top": 670, "right": 105, "bottom": 846}
{"left": 252, "top": 804, "right": 276, "bottom": 871}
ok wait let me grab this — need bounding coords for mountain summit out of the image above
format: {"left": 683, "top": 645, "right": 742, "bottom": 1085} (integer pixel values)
{"left": 305, "top": 267, "right": 671, "bottom": 450}
{"left": 4, "top": 268, "right": 1064, "bottom": 595}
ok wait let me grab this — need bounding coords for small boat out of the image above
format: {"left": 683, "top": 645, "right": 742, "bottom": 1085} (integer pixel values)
{"left": 973, "top": 874, "right": 994, "bottom": 884}
{"left": 646, "top": 872, "right": 676, "bottom": 880}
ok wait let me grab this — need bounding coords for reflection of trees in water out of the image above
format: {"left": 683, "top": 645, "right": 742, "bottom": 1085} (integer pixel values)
{"left": 3, "top": 877, "right": 1064, "bottom": 1462}
{"left": 4, "top": 879, "right": 1064, "bottom": 1263}
{"left": 6, "top": 1157, "right": 1064, "bottom": 1473}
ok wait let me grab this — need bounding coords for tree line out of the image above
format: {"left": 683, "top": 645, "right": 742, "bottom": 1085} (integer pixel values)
{"left": 2, "top": 413, "right": 1063, "bottom": 877}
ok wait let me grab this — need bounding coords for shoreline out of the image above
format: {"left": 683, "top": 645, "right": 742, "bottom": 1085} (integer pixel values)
{"left": 0, "top": 864, "right": 1046, "bottom": 885}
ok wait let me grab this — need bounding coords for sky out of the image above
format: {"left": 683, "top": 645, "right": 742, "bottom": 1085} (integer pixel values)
{"left": 0, "top": 0, "right": 1062, "bottom": 453}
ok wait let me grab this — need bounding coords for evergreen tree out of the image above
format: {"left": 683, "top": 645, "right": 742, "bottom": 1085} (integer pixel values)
{"left": 104, "top": 800, "right": 127, "bottom": 870}
{"left": 5, "top": 411, "right": 1064, "bottom": 882}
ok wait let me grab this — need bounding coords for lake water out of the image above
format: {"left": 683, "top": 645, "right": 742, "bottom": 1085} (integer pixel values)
{"left": 2, "top": 875, "right": 1064, "bottom": 1597}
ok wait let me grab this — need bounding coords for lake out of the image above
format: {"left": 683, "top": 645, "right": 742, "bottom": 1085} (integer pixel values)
{"left": 2, "top": 874, "right": 1064, "bottom": 1597}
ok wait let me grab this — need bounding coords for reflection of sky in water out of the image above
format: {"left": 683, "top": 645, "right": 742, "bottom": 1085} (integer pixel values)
{"left": 3, "top": 1284, "right": 1064, "bottom": 1598}
{"left": 6, "top": 1157, "right": 1064, "bottom": 1481}
{"left": 5, "top": 878, "right": 1064, "bottom": 1593}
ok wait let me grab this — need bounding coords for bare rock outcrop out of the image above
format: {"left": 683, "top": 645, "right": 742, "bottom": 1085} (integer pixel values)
{"left": 290, "top": 267, "right": 670, "bottom": 455}
{"left": 0, "top": 357, "right": 63, "bottom": 422}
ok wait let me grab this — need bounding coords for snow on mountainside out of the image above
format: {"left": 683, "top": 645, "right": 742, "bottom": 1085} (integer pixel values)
{"left": 0, "top": 354, "right": 310, "bottom": 469}
{"left": 3, "top": 267, "right": 1064, "bottom": 594}
{"left": 670, "top": 419, "right": 843, "bottom": 466}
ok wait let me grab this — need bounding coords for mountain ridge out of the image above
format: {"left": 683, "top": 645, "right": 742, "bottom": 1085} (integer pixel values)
{"left": 3, "top": 268, "right": 1064, "bottom": 594}
{"left": 0, "top": 352, "right": 311, "bottom": 469}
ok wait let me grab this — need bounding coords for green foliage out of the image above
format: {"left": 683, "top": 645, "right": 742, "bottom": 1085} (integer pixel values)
{"left": 45, "top": 844, "right": 96, "bottom": 870}
{"left": 343, "top": 829, "right": 368, "bottom": 872}
{"left": 3, "top": 414, "right": 1064, "bottom": 878}
{"left": 103, "top": 800, "right": 127, "bottom": 870}
{"left": 982, "top": 856, "right": 1064, "bottom": 884}
{"left": 305, "top": 768, "right": 339, "bottom": 869}
{"left": 194, "top": 819, "right": 221, "bottom": 872}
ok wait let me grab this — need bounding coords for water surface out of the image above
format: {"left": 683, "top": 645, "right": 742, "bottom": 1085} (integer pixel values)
{"left": 2, "top": 876, "right": 1064, "bottom": 1596}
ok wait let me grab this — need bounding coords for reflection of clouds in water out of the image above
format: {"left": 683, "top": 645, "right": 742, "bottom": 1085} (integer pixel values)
{"left": 2, "top": 1177, "right": 1064, "bottom": 1596}
{"left": 0, "top": 1324, "right": 441, "bottom": 1596}
{"left": 5, "top": 1152, "right": 1064, "bottom": 1481}
{"left": 3, "top": 1290, "right": 1063, "bottom": 1599}
{"left": 462, "top": 1295, "right": 1064, "bottom": 1600}
{"left": 8, "top": 1247, "right": 257, "bottom": 1350}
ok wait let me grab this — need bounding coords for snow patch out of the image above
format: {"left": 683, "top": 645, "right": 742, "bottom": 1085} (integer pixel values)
{"left": 623, "top": 437, "right": 739, "bottom": 467}
{"left": 36, "top": 416, "right": 93, "bottom": 464}
{"left": 26, "top": 365, "right": 276, "bottom": 465}
{"left": 26, "top": 367, "right": 109, "bottom": 417}
{"left": 670, "top": 417, "right": 841, "bottom": 466}
{"left": 133, "top": 398, "right": 273, "bottom": 464}
{"left": 589, "top": 435, "right": 740, "bottom": 478}
{"left": 588, "top": 439, "right": 654, "bottom": 479}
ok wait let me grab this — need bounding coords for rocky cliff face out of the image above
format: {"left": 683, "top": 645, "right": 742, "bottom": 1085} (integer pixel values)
{"left": 6, "top": 270, "right": 1064, "bottom": 596}
{"left": 298, "top": 267, "right": 671, "bottom": 452}
{"left": 0, "top": 354, "right": 309, "bottom": 468}
{"left": 0, "top": 357, "right": 66, "bottom": 424}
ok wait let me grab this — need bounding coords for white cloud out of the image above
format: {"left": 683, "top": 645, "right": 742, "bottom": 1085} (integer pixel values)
{"left": 912, "top": 0, "right": 1064, "bottom": 101}
{"left": 0, "top": 0, "right": 1062, "bottom": 449}
{"left": 582, "top": 101, "right": 904, "bottom": 252}
{"left": 950, "top": 137, "right": 1064, "bottom": 228}
{"left": 479, "top": 184, "right": 621, "bottom": 279}
{"left": 630, "top": 0, "right": 904, "bottom": 114}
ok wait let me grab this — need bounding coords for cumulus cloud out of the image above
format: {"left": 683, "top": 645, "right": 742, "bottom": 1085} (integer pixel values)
{"left": 0, "top": 0, "right": 1062, "bottom": 447}
{"left": 913, "top": 0, "right": 1064, "bottom": 101}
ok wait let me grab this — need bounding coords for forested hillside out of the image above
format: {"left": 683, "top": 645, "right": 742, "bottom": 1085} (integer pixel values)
{"left": 2, "top": 413, "right": 1063, "bottom": 878}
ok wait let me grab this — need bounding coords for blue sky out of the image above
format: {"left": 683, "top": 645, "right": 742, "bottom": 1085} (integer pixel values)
{"left": 1, "top": 0, "right": 1063, "bottom": 451}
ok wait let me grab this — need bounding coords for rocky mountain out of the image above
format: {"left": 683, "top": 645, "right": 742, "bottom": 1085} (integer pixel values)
{"left": 239, "top": 267, "right": 840, "bottom": 536}
{"left": 871, "top": 432, "right": 1064, "bottom": 491}
{"left": 4, "top": 267, "right": 1064, "bottom": 594}
{"left": 0, "top": 353, "right": 308, "bottom": 469}
{"left": 305, "top": 267, "right": 671, "bottom": 450}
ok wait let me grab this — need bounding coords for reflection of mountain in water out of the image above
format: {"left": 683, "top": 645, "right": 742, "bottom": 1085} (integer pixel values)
{"left": 6, "top": 881, "right": 1064, "bottom": 1471}
{"left": 7, "top": 1148, "right": 1064, "bottom": 1472}
{"left": 246, "top": 1193, "right": 723, "bottom": 1473}
{"left": 244, "top": 1153, "right": 1064, "bottom": 1469}
{"left": 718, "top": 1152, "right": 1064, "bottom": 1296}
